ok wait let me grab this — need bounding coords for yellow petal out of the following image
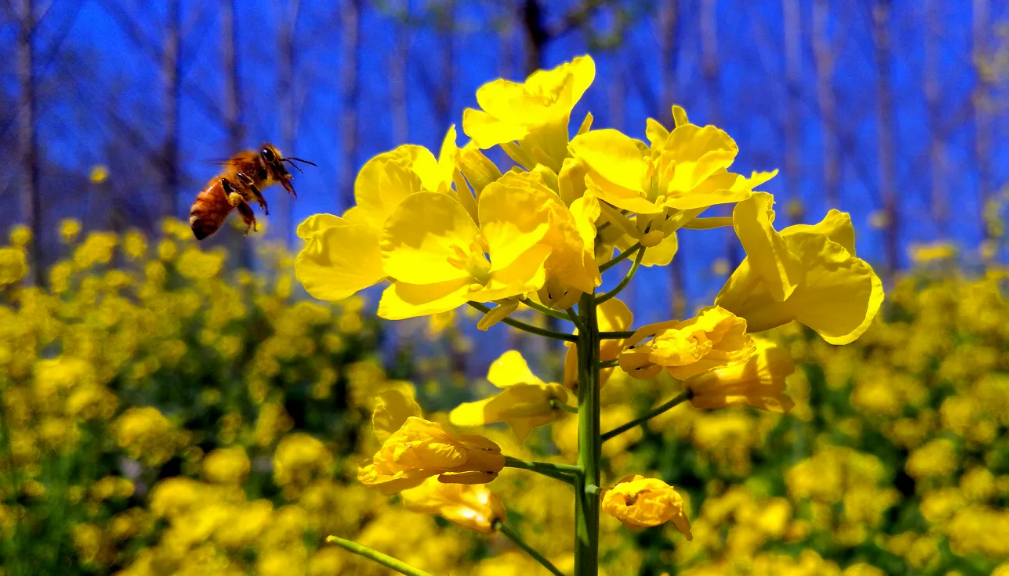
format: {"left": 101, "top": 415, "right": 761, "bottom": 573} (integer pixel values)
{"left": 645, "top": 118, "right": 670, "bottom": 150}
{"left": 354, "top": 145, "right": 433, "bottom": 228}
{"left": 382, "top": 192, "right": 479, "bottom": 285}
{"left": 784, "top": 208, "right": 856, "bottom": 254}
{"left": 473, "top": 244, "right": 552, "bottom": 302}
{"left": 732, "top": 192, "right": 803, "bottom": 302}
{"left": 373, "top": 388, "right": 423, "bottom": 443}
{"left": 488, "top": 350, "right": 545, "bottom": 387}
{"left": 479, "top": 181, "right": 554, "bottom": 272}
{"left": 569, "top": 129, "right": 647, "bottom": 193}
{"left": 295, "top": 216, "right": 385, "bottom": 301}
{"left": 476, "top": 299, "right": 519, "bottom": 331}
{"left": 377, "top": 278, "right": 472, "bottom": 320}
{"left": 672, "top": 105, "right": 689, "bottom": 128}
{"left": 462, "top": 108, "right": 530, "bottom": 148}
{"left": 661, "top": 124, "right": 738, "bottom": 193}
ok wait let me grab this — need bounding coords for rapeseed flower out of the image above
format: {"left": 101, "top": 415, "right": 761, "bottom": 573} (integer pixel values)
{"left": 450, "top": 350, "right": 572, "bottom": 442}
{"left": 463, "top": 55, "right": 595, "bottom": 171}
{"left": 716, "top": 193, "right": 883, "bottom": 344}
{"left": 601, "top": 475, "right": 692, "bottom": 538}
{"left": 684, "top": 338, "right": 796, "bottom": 413}
{"left": 619, "top": 306, "right": 754, "bottom": 380}
{"left": 401, "top": 478, "right": 506, "bottom": 534}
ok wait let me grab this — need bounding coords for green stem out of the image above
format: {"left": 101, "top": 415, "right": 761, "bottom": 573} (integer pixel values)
{"left": 600, "top": 390, "right": 693, "bottom": 442}
{"left": 566, "top": 307, "right": 587, "bottom": 334}
{"left": 575, "top": 292, "right": 601, "bottom": 575}
{"left": 551, "top": 398, "right": 580, "bottom": 414}
{"left": 596, "top": 247, "right": 644, "bottom": 305}
{"left": 503, "top": 456, "right": 581, "bottom": 484}
{"left": 599, "top": 330, "right": 635, "bottom": 339}
{"left": 599, "top": 242, "right": 642, "bottom": 273}
{"left": 496, "top": 522, "right": 567, "bottom": 576}
{"left": 326, "top": 536, "right": 433, "bottom": 576}
{"left": 520, "top": 298, "right": 574, "bottom": 322}
{"left": 467, "top": 302, "right": 576, "bottom": 342}
{"left": 596, "top": 359, "right": 619, "bottom": 369}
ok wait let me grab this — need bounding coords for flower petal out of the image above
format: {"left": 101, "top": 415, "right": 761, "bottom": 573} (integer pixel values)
{"left": 382, "top": 192, "right": 479, "bottom": 285}
{"left": 295, "top": 216, "right": 385, "bottom": 301}
{"left": 377, "top": 278, "right": 472, "bottom": 320}
{"left": 732, "top": 192, "right": 803, "bottom": 302}
{"left": 488, "top": 350, "right": 545, "bottom": 388}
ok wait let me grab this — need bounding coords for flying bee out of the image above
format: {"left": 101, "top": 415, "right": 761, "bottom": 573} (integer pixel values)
{"left": 189, "top": 143, "right": 316, "bottom": 240}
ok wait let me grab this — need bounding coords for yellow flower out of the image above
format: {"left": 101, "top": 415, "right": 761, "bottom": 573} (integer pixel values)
{"left": 60, "top": 218, "right": 82, "bottom": 243}
{"left": 569, "top": 106, "right": 774, "bottom": 242}
{"left": 716, "top": 192, "right": 884, "bottom": 345}
{"left": 450, "top": 350, "right": 572, "bottom": 442}
{"left": 89, "top": 164, "right": 109, "bottom": 184}
{"left": 376, "top": 184, "right": 553, "bottom": 319}
{"left": 295, "top": 128, "right": 458, "bottom": 302}
{"left": 684, "top": 338, "right": 796, "bottom": 413}
{"left": 359, "top": 416, "right": 505, "bottom": 494}
{"left": 112, "top": 407, "right": 175, "bottom": 465}
{"left": 463, "top": 55, "right": 595, "bottom": 171}
{"left": 401, "top": 477, "right": 506, "bottom": 534}
{"left": 601, "top": 475, "right": 692, "bottom": 538}
{"left": 360, "top": 389, "right": 504, "bottom": 493}
{"left": 0, "top": 248, "right": 27, "bottom": 286}
{"left": 564, "top": 297, "right": 634, "bottom": 389}
{"left": 9, "top": 224, "right": 31, "bottom": 247}
{"left": 273, "top": 433, "right": 333, "bottom": 489}
{"left": 201, "top": 446, "right": 251, "bottom": 484}
{"left": 619, "top": 306, "right": 754, "bottom": 380}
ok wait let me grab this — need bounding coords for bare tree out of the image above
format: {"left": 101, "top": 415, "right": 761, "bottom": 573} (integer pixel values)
{"left": 16, "top": 0, "right": 42, "bottom": 285}
{"left": 277, "top": 0, "right": 302, "bottom": 245}
{"left": 924, "top": 0, "right": 947, "bottom": 234}
{"left": 389, "top": 1, "right": 411, "bottom": 145}
{"left": 872, "top": 0, "right": 898, "bottom": 277}
{"left": 782, "top": 0, "right": 803, "bottom": 221}
{"left": 658, "top": 0, "right": 686, "bottom": 319}
{"left": 812, "top": 0, "right": 841, "bottom": 208}
{"left": 221, "top": 0, "right": 243, "bottom": 152}
{"left": 162, "top": 0, "right": 182, "bottom": 219}
{"left": 973, "top": 0, "right": 993, "bottom": 240}
{"left": 340, "top": 0, "right": 361, "bottom": 210}
{"left": 434, "top": 0, "right": 456, "bottom": 131}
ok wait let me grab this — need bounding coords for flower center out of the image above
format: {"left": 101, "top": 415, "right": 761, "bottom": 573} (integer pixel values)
{"left": 446, "top": 241, "right": 492, "bottom": 286}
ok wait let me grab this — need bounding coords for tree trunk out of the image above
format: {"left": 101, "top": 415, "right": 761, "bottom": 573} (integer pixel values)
{"left": 813, "top": 0, "right": 840, "bottom": 208}
{"left": 872, "top": 0, "right": 898, "bottom": 278}
{"left": 162, "top": 0, "right": 182, "bottom": 219}
{"left": 435, "top": 0, "right": 456, "bottom": 131}
{"left": 521, "top": 0, "right": 545, "bottom": 75}
{"left": 221, "top": 0, "right": 253, "bottom": 266}
{"left": 924, "top": 0, "right": 947, "bottom": 235}
{"left": 16, "top": 0, "right": 42, "bottom": 286}
{"left": 782, "top": 0, "right": 803, "bottom": 222}
{"left": 659, "top": 0, "right": 686, "bottom": 318}
{"left": 340, "top": 0, "right": 361, "bottom": 210}
{"left": 277, "top": 0, "right": 301, "bottom": 245}
{"left": 972, "top": 0, "right": 992, "bottom": 240}
{"left": 389, "top": 2, "right": 410, "bottom": 145}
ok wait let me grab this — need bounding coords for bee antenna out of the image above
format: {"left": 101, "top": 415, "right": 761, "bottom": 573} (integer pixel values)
{"left": 282, "top": 158, "right": 306, "bottom": 173}
{"left": 286, "top": 157, "right": 317, "bottom": 167}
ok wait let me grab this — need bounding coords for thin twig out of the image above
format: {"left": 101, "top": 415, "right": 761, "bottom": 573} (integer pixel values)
{"left": 495, "top": 522, "right": 566, "bottom": 576}
{"left": 601, "top": 390, "right": 692, "bottom": 442}
{"left": 468, "top": 302, "right": 577, "bottom": 342}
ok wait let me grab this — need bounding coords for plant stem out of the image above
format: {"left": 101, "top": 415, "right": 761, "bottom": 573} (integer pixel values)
{"left": 496, "top": 522, "right": 567, "bottom": 576}
{"left": 599, "top": 242, "right": 641, "bottom": 273}
{"left": 599, "top": 330, "right": 635, "bottom": 339}
{"left": 520, "top": 298, "right": 573, "bottom": 322}
{"left": 597, "top": 247, "right": 644, "bottom": 305}
{"left": 503, "top": 456, "right": 580, "bottom": 484}
{"left": 575, "top": 291, "right": 601, "bottom": 575}
{"left": 551, "top": 398, "right": 580, "bottom": 414}
{"left": 600, "top": 390, "right": 693, "bottom": 442}
{"left": 467, "top": 302, "right": 577, "bottom": 342}
{"left": 566, "top": 307, "right": 587, "bottom": 334}
{"left": 596, "top": 359, "right": 619, "bottom": 369}
{"left": 326, "top": 535, "right": 433, "bottom": 576}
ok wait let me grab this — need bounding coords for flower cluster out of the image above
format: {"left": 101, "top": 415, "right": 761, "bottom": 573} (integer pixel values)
{"left": 294, "top": 54, "right": 882, "bottom": 574}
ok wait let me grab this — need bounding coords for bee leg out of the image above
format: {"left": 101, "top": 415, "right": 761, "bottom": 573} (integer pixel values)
{"left": 237, "top": 172, "right": 269, "bottom": 215}
{"left": 236, "top": 198, "right": 258, "bottom": 236}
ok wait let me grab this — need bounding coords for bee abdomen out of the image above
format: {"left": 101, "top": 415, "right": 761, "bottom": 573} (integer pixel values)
{"left": 190, "top": 181, "right": 231, "bottom": 240}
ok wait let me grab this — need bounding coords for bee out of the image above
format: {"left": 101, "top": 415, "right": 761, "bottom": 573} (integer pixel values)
{"left": 189, "top": 143, "right": 316, "bottom": 240}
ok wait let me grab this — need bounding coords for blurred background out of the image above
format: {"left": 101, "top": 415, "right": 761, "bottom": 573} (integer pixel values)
{"left": 3, "top": 1, "right": 1009, "bottom": 575}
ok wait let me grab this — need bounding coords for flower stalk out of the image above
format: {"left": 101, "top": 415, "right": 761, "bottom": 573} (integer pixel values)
{"left": 601, "top": 390, "right": 693, "bottom": 442}
{"left": 326, "top": 535, "right": 433, "bottom": 576}
{"left": 575, "top": 291, "right": 602, "bottom": 575}
{"left": 495, "top": 521, "right": 566, "bottom": 576}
